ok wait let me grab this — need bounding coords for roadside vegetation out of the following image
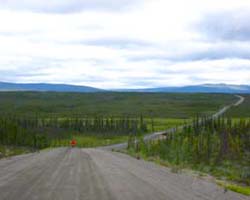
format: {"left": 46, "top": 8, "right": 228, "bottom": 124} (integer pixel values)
{"left": 0, "top": 145, "right": 33, "bottom": 158}
{"left": 128, "top": 117, "right": 250, "bottom": 195}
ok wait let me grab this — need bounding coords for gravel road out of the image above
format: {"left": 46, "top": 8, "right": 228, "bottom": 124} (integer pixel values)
{"left": 0, "top": 148, "right": 248, "bottom": 200}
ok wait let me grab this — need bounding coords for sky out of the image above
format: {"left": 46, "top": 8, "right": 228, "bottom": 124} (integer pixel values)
{"left": 0, "top": 0, "right": 250, "bottom": 89}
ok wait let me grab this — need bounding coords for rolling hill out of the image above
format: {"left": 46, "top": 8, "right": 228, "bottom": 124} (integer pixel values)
{"left": 0, "top": 82, "right": 250, "bottom": 93}
{"left": 117, "top": 84, "right": 250, "bottom": 94}
{"left": 0, "top": 82, "right": 102, "bottom": 93}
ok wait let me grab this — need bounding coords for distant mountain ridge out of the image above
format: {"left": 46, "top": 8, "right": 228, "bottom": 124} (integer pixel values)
{"left": 0, "top": 82, "right": 102, "bottom": 92}
{"left": 0, "top": 82, "right": 249, "bottom": 93}
{"left": 115, "top": 84, "right": 250, "bottom": 93}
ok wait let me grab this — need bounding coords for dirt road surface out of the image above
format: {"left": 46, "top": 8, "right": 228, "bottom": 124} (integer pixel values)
{"left": 0, "top": 148, "right": 248, "bottom": 200}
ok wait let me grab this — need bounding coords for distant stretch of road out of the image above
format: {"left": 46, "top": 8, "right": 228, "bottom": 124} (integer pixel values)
{"left": 102, "top": 95, "right": 245, "bottom": 150}
{"left": 0, "top": 148, "right": 248, "bottom": 200}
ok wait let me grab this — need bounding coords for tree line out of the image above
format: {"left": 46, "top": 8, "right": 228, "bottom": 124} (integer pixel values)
{"left": 0, "top": 115, "right": 149, "bottom": 149}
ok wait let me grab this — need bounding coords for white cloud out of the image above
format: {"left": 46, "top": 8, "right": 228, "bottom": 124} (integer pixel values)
{"left": 0, "top": 0, "right": 143, "bottom": 13}
{"left": 0, "top": 0, "right": 250, "bottom": 88}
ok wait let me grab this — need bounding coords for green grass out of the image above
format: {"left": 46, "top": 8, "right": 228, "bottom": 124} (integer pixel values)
{"left": 217, "top": 181, "right": 250, "bottom": 196}
{"left": 226, "top": 95, "right": 250, "bottom": 117}
{"left": 0, "top": 145, "right": 33, "bottom": 158}
{"left": 145, "top": 118, "right": 190, "bottom": 131}
{"left": 51, "top": 134, "right": 129, "bottom": 148}
{"left": 0, "top": 92, "right": 236, "bottom": 118}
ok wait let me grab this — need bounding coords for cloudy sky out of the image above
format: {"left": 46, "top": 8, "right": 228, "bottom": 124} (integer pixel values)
{"left": 0, "top": 0, "right": 250, "bottom": 89}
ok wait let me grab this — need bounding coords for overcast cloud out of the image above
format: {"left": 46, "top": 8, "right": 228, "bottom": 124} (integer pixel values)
{"left": 0, "top": 0, "right": 250, "bottom": 89}
{"left": 0, "top": 0, "right": 143, "bottom": 13}
{"left": 198, "top": 9, "right": 250, "bottom": 42}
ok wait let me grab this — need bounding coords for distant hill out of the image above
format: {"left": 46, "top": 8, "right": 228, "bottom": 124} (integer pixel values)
{"left": 116, "top": 84, "right": 250, "bottom": 94}
{"left": 0, "top": 82, "right": 250, "bottom": 93}
{"left": 0, "top": 82, "right": 102, "bottom": 93}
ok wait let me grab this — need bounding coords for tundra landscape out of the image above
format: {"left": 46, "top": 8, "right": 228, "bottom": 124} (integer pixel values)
{"left": 0, "top": 91, "right": 249, "bottom": 199}
{"left": 1, "top": 0, "right": 250, "bottom": 199}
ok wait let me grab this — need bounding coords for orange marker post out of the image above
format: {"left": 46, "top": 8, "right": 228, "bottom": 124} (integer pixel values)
{"left": 70, "top": 139, "right": 77, "bottom": 147}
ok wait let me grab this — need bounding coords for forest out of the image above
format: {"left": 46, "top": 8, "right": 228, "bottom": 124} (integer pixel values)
{"left": 0, "top": 92, "right": 236, "bottom": 150}
{"left": 0, "top": 115, "right": 149, "bottom": 149}
{"left": 0, "top": 92, "right": 235, "bottom": 118}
